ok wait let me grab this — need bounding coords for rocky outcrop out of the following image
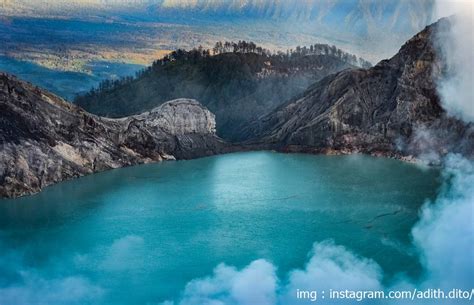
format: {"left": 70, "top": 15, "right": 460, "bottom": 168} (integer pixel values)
{"left": 2, "top": 18, "right": 473, "bottom": 199}
{"left": 242, "top": 18, "right": 473, "bottom": 160}
{"left": 0, "top": 74, "right": 226, "bottom": 198}
{"left": 75, "top": 50, "right": 358, "bottom": 142}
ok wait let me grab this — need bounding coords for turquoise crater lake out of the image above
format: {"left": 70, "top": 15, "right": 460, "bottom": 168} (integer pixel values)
{"left": 0, "top": 152, "right": 441, "bottom": 304}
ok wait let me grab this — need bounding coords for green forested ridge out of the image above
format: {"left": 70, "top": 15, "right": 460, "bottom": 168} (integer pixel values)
{"left": 75, "top": 41, "right": 369, "bottom": 140}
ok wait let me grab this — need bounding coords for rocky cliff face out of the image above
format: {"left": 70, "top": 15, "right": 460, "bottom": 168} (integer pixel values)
{"left": 242, "top": 18, "right": 473, "bottom": 160}
{"left": 75, "top": 50, "right": 357, "bottom": 141}
{"left": 0, "top": 74, "right": 226, "bottom": 198}
{"left": 2, "top": 18, "right": 473, "bottom": 199}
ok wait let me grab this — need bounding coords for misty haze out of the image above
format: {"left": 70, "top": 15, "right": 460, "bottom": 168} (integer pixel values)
{"left": 0, "top": 1, "right": 472, "bottom": 305}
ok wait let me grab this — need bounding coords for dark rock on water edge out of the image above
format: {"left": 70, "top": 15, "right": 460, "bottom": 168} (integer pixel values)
{"left": 241, "top": 18, "right": 473, "bottom": 160}
{"left": 1, "top": 18, "right": 473, "bottom": 199}
{"left": 0, "top": 73, "right": 231, "bottom": 198}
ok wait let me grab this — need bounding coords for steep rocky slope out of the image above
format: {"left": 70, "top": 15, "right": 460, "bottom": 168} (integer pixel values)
{"left": 2, "top": 18, "right": 473, "bottom": 199}
{"left": 75, "top": 48, "right": 359, "bottom": 141}
{"left": 0, "top": 73, "right": 226, "bottom": 198}
{"left": 242, "top": 18, "right": 473, "bottom": 160}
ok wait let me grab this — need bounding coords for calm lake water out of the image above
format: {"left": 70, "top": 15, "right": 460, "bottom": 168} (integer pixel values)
{"left": 0, "top": 152, "right": 441, "bottom": 304}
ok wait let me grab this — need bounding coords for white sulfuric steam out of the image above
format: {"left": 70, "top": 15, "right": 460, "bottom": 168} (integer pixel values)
{"left": 159, "top": 153, "right": 473, "bottom": 305}
{"left": 0, "top": 3, "right": 472, "bottom": 305}
{"left": 159, "top": 2, "right": 474, "bottom": 304}
{"left": 434, "top": 0, "right": 474, "bottom": 122}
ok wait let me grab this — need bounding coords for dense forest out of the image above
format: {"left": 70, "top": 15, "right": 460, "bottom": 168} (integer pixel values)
{"left": 211, "top": 40, "right": 371, "bottom": 68}
{"left": 75, "top": 41, "right": 370, "bottom": 140}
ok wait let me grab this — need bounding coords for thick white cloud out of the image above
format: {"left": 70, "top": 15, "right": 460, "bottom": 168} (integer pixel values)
{"left": 161, "top": 153, "right": 473, "bottom": 305}
{"left": 434, "top": 0, "right": 474, "bottom": 122}
{"left": 162, "top": 259, "right": 277, "bottom": 305}
{"left": 0, "top": 235, "right": 150, "bottom": 305}
{"left": 413, "top": 155, "right": 474, "bottom": 290}
{"left": 0, "top": 273, "right": 103, "bottom": 305}
{"left": 160, "top": 240, "right": 383, "bottom": 305}
{"left": 280, "top": 241, "right": 383, "bottom": 304}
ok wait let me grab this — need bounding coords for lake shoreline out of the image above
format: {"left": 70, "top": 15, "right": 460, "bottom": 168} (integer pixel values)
{"left": 2, "top": 144, "right": 431, "bottom": 200}
{"left": 0, "top": 151, "right": 440, "bottom": 303}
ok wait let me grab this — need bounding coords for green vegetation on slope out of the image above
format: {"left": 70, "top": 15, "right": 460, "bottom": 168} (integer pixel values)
{"left": 75, "top": 41, "right": 368, "bottom": 140}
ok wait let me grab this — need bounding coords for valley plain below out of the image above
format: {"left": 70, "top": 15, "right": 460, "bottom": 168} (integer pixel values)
{"left": 0, "top": 55, "right": 143, "bottom": 100}
{"left": 0, "top": 1, "right": 473, "bottom": 305}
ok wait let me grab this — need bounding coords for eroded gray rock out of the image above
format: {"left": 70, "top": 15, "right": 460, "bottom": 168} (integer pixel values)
{"left": 0, "top": 75, "right": 226, "bottom": 198}
{"left": 242, "top": 18, "right": 473, "bottom": 160}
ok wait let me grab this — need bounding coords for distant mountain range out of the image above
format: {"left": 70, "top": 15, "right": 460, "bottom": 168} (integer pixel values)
{"left": 1, "top": 0, "right": 436, "bottom": 62}
{"left": 157, "top": 0, "right": 433, "bottom": 33}
{"left": 1, "top": 17, "right": 473, "bottom": 199}
{"left": 3, "top": 0, "right": 435, "bottom": 28}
